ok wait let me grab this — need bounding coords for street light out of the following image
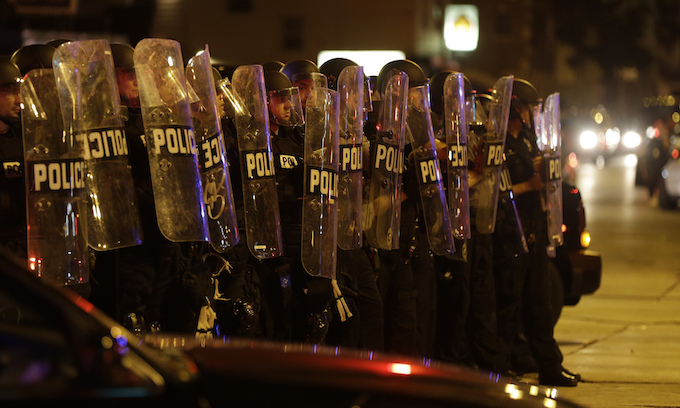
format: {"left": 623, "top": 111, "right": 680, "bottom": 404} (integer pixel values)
{"left": 444, "top": 5, "right": 479, "bottom": 52}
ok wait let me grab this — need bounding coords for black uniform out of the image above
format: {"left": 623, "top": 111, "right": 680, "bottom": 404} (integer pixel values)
{"left": 503, "top": 126, "right": 564, "bottom": 377}
{"left": 210, "top": 117, "right": 261, "bottom": 337}
{"left": 88, "top": 108, "right": 190, "bottom": 332}
{"left": 264, "top": 125, "right": 334, "bottom": 343}
{"left": 0, "top": 123, "right": 27, "bottom": 258}
{"left": 436, "top": 125, "right": 505, "bottom": 373}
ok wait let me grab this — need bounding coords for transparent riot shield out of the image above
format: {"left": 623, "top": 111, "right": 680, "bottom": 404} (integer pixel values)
{"left": 542, "top": 93, "right": 563, "bottom": 247}
{"left": 301, "top": 87, "right": 340, "bottom": 278}
{"left": 407, "top": 84, "right": 454, "bottom": 256}
{"left": 443, "top": 72, "right": 471, "bottom": 240}
{"left": 531, "top": 100, "right": 545, "bottom": 148}
{"left": 186, "top": 46, "right": 239, "bottom": 252}
{"left": 216, "top": 77, "right": 247, "bottom": 120}
{"left": 475, "top": 76, "right": 514, "bottom": 234}
{"left": 231, "top": 65, "right": 283, "bottom": 259}
{"left": 336, "top": 65, "right": 364, "bottom": 250}
{"left": 53, "top": 39, "right": 142, "bottom": 250}
{"left": 498, "top": 160, "right": 529, "bottom": 255}
{"left": 365, "top": 70, "right": 408, "bottom": 250}
{"left": 133, "top": 38, "right": 209, "bottom": 243}
{"left": 22, "top": 69, "right": 89, "bottom": 285}
{"left": 312, "top": 72, "right": 329, "bottom": 89}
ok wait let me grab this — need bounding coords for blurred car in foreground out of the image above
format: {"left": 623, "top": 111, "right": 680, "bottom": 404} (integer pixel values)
{"left": 0, "top": 247, "right": 583, "bottom": 407}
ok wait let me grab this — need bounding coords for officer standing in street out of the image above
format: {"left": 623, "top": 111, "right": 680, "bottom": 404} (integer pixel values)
{"left": 0, "top": 58, "right": 26, "bottom": 259}
{"left": 88, "top": 43, "right": 189, "bottom": 334}
{"left": 319, "top": 57, "right": 384, "bottom": 352}
{"left": 364, "top": 59, "right": 431, "bottom": 357}
{"left": 503, "top": 83, "right": 579, "bottom": 386}
{"left": 270, "top": 63, "right": 334, "bottom": 343}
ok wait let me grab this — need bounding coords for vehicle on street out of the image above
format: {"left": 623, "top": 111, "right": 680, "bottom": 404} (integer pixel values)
{"left": 0, "top": 247, "right": 584, "bottom": 407}
{"left": 550, "top": 155, "right": 602, "bottom": 310}
{"left": 551, "top": 178, "right": 602, "bottom": 307}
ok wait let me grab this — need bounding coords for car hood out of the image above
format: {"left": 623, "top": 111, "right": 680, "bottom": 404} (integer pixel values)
{"left": 143, "top": 335, "right": 581, "bottom": 408}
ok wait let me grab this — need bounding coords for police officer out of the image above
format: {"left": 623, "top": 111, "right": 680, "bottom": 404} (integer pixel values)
{"left": 319, "top": 57, "right": 384, "bottom": 352}
{"left": 363, "top": 59, "right": 433, "bottom": 357}
{"left": 430, "top": 71, "right": 507, "bottom": 372}
{"left": 428, "top": 70, "right": 474, "bottom": 366}
{"left": 502, "top": 83, "right": 579, "bottom": 386}
{"left": 281, "top": 59, "right": 319, "bottom": 111}
{"left": 266, "top": 66, "right": 334, "bottom": 343}
{"left": 0, "top": 58, "right": 26, "bottom": 258}
{"left": 208, "top": 66, "right": 261, "bottom": 338}
{"left": 88, "top": 43, "right": 189, "bottom": 334}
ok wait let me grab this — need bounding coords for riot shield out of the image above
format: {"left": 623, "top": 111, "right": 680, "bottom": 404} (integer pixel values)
{"left": 53, "top": 39, "right": 142, "bottom": 250}
{"left": 407, "top": 84, "right": 454, "bottom": 256}
{"left": 364, "top": 70, "right": 408, "bottom": 250}
{"left": 133, "top": 38, "right": 209, "bottom": 243}
{"left": 186, "top": 46, "right": 239, "bottom": 252}
{"left": 336, "top": 65, "right": 364, "bottom": 250}
{"left": 311, "top": 72, "right": 329, "bottom": 89}
{"left": 22, "top": 69, "right": 89, "bottom": 285}
{"left": 498, "top": 160, "right": 529, "bottom": 255}
{"left": 301, "top": 87, "right": 340, "bottom": 278}
{"left": 231, "top": 65, "right": 283, "bottom": 259}
{"left": 443, "top": 72, "right": 471, "bottom": 240}
{"left": 475, "top": 76, "right": 514, "bottom": 234}
{"left": 216, "top": 77, "right": 247, "bottom": 120}
{"left": 542, "top": 93, "right": 563, "bottom": 247}
{"left": 531, "top": 100, "right": 545, "bottom": 148}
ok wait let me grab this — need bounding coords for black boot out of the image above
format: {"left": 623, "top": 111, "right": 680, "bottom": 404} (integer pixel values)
{"left": 539, "top": 369, "right": 579, "bottom": 387}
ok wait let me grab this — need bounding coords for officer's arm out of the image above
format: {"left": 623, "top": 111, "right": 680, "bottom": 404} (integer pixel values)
{"left": 512, "top": 173, "right": 544, "bottom": 196}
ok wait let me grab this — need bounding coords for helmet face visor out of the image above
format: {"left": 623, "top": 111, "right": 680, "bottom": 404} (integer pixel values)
{"left": 216, "top": 77, "right": 247, "bottom": 119}
{"left": 267, "top": 87, "right": 305, "bottom": 126}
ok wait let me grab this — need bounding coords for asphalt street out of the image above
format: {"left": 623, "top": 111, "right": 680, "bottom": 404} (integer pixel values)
{"left": 551, "top": 154, "right": 680, "bottom": 408}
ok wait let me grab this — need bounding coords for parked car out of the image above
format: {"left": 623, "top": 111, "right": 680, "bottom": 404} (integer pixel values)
{"left": 658, "top": 155, "right": 680, "bottom": 209}
{"left": 0, "top": 246, "right": 583, "bottom": 407}
{"left": 550, "top": 169, "right": 602, "bottom": 308}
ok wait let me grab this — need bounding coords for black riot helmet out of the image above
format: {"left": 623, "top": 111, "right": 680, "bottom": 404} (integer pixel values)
{"left": 10, "top": 44, "right": 56, "bottom": 76}
{"left": 0, "top": 58, "right": 22, "bottom": 87}
{"left": 45, "top": 38, "right": 70, "bottom": 48}
{"left": 376, "top": 59, "right": 426, "bottom": 95}
{"left": 512, "top": 78, "right": 539, "bottom": 106}
{"left": 280, "top": 59, "right": 319, "bottom": 83}
{"left": 511, "top": 78, "right": 541, "bottom": 127}
{"left": 110, "top": 43, "right": 135, "bottom": 70}
{"left": 262, "top": 60, "right": 285, "bottom": 73}
{"left": 319, "top": 57, "right": 357, "bottom": 91}
{"left": 429, "top": 70, "right": 473, "bottom": 116}
{"left": 265, "top": 70, "right": 305, "bottom": 127}
{"left": 265, "top": 70, "right": 293, "bottom": 93}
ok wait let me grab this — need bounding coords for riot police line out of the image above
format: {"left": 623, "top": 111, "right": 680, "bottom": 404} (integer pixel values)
{"left": 0, "top": 37, "right": 581, "bottom": 387}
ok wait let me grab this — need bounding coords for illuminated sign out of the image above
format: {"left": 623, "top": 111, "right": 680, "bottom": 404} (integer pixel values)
{"left": 444, "top": 5, "right": 479, "bottom": 52}
{"left": 317, "top": 50, "right": 406, "bottom": 77}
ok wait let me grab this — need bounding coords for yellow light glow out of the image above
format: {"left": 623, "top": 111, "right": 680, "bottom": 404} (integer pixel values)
{"left": 389, "top": 363, "right": 412, "bottom": 375}
{"left": 444, "top": 5, "right": 479, "bottom": 51}
{"left": 594, "top": 112, "right": 603, "bottom": 124}
{"left": 580, "top": 231, "right": 591, "bottom": 248}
